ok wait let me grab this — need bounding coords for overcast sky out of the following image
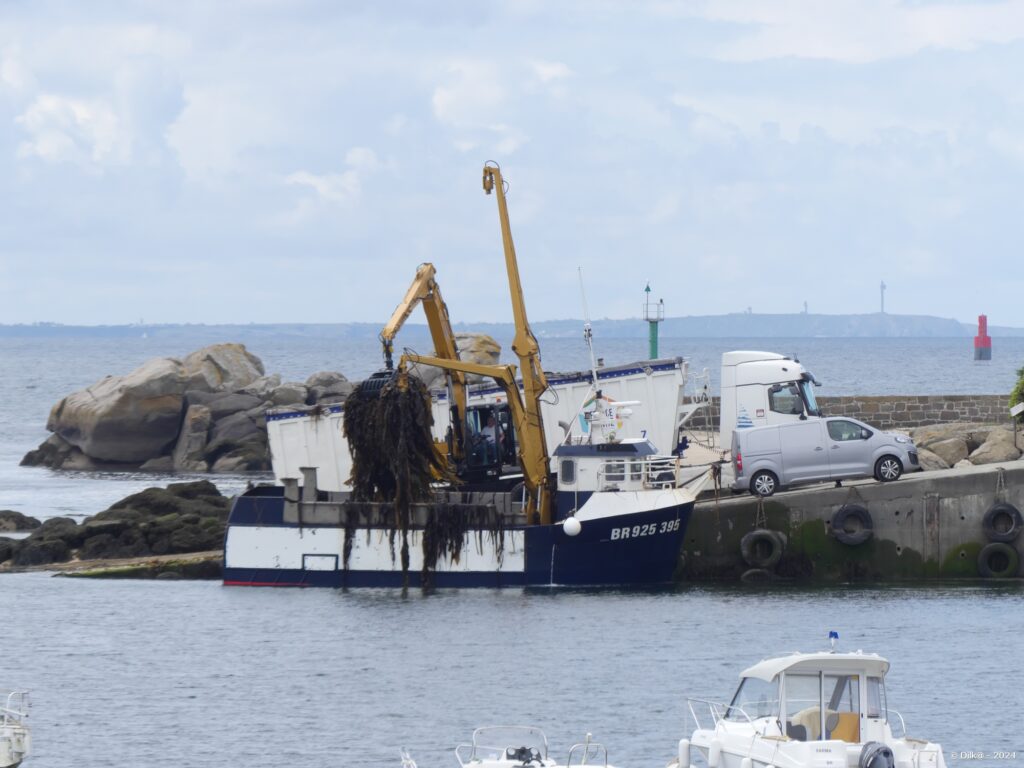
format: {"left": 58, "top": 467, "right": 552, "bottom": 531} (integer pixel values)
{"left": 1, "top": 0, "right": 1023, "bottom": 326}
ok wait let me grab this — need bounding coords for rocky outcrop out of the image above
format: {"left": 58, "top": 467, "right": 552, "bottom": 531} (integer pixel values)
{"left": 0, "top": 481, "right": 231, "bottom": 569}
{"left": 968, "top": 427, "right": 1021, "bottom": 464}
{"left": 20, "top": 342, "right": 366, "bottom": 473}
{"left": 182, "top": 344, "right": 264, "bottom": 392}
{"left": 46, "top": 356, "right": 188, "bottom": 462}
{"left": 0, "top": 511, "right": 41, "bottom": 532}
{"left": 411, "top": 332, "right": 503, "bottom": 390}
{"left": 911, "top": 423, "right": 1022, "bottom": 469}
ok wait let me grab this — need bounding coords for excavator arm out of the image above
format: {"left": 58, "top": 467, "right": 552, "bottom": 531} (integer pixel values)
{"left": 379, "top": 263, "right": 468, "bottom": 459}
{"left": 399, "top": 352, "right": 552, "bottom": 525}
{"left": 482, "top": 163, "right": 551, "bottom": 507}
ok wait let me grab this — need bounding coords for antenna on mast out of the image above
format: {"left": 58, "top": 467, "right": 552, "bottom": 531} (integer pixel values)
{"left": 578, "top": 267, "right": 600, "bottom": 390}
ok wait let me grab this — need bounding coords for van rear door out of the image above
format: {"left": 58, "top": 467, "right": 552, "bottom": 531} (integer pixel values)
{"left": 778, "top": 421, "right": 829, "bottom": 483}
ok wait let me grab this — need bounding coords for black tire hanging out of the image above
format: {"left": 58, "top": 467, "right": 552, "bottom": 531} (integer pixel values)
{"left": 831, "top": 504, "right": 874, "bottom": 546}
{"left": 977, "top": 542, "right": 1020, "bottom": 578}
{"left": 982, "top": 503, "right": 1023, "bottom": 543}
{"left": 740, "top": 529, "right": 785, "bottom": 569}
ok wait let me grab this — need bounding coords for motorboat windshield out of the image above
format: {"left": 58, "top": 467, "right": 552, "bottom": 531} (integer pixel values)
{"left": 725, "top": 676, "right": 779, "bottom": 721}
{"left": 460, "top": 726, "right": 548, "bottom": 765}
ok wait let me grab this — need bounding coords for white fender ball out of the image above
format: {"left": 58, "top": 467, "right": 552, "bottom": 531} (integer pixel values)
{"left": 562, "top": 516, "right": 582, "bottom": 537}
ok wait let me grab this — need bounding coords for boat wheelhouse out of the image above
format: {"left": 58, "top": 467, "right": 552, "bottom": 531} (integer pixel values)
{"left": 679, "top": 650, "right": 946, "bottom": 768}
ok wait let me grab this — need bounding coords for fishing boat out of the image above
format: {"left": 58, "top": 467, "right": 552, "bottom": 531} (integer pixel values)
{"left": 401, "top": 725, "right": 615, "bottom": 768}
{"left": 0, "top": 692, "right": 30, "bottom": 768}
{"left": 223, "top": 433, "right": 705, "bottom": 587}
{"left": 675, "top": 637, "right": 947, "bottom": 768}
{"left": 223, "top": 162, "right": 712, "bottom": 589}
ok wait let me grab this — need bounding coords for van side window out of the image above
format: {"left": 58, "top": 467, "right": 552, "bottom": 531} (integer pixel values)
{"left": 769, "top": 384, "right": 804, "bottom": 415}
{"left": 828, "top": 420, "right": 865, "bottom": 441}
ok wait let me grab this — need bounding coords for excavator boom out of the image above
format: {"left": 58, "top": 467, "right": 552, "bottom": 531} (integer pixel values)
{"left": 379, "top": 263, "right": 468, "bottom": 459}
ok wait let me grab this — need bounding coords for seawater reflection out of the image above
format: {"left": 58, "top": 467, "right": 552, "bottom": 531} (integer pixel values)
{"left": 7, "top": 576, "right": 1021, "bottom": 767}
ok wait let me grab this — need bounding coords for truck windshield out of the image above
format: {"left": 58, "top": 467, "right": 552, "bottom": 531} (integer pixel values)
{"left": 799, "top": 380, "right": 820, "bottom": 416}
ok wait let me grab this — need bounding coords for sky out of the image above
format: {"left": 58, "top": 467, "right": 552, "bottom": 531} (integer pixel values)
{"left": 1, "top": 0, "right": 1024, "bottom": 326}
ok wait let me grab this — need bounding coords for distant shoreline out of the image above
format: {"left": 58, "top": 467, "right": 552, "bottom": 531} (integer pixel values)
{"left": 1, "top": 312, "right": 1021, "bottom": 339}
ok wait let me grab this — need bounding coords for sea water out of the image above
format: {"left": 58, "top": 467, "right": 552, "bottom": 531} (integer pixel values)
{"left": 2, "top": 334, "right": 1023, "bottom": 767}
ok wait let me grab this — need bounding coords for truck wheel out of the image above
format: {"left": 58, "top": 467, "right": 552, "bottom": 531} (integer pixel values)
{"left": 874, "top": 455, "right": 902, "bottom": 482}
{"left": 750, "top": 470, "right": 778, "bottom": 497}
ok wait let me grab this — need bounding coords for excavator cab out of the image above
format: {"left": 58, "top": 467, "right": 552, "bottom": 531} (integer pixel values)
{"left": 461, "top": 404, "right": 517, "bottom": 483}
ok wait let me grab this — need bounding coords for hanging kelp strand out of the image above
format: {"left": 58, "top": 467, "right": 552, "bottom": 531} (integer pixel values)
{"left": 343, "top": 369, "right": 453, "bottom": 582}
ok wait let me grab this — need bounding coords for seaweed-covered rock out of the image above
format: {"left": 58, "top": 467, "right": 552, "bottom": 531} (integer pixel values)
{"left": 14, "top": 539, "right": 70, "bottom": 566}
{"left": 0, "top": 510, "right": 41, "bottom": 532}
{"left": 0, "top": 538, "right": 21, "bottom": 564}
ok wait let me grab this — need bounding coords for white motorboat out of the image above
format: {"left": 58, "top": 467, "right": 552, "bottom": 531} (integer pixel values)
{"left": 402, "top": 726, "right": 615, "bottom": 768}
{"left": 0, "top": 692, "right": 29, "bottom": 767}
{"left": 676, "top": 640, "right": 946, "bottom": 768}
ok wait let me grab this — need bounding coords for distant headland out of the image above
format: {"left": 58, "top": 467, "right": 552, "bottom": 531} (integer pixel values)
{"left": 1, "top": 312, "right": 1021, "bottom": 339}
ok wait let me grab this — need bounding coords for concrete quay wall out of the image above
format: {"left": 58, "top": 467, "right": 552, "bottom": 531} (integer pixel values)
{"left": 685, "top": 461, "right": 1023, "bottom": 582}
{"left": 686, "top": 394, "right": 1008, "bottom": 431}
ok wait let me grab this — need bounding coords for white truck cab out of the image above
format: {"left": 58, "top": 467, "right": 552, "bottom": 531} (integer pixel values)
{"left": 719, "top": 351, "right": 822, "bottom": 451}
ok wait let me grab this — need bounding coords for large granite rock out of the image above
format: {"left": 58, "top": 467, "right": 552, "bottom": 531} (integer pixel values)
{"left": 411, "top": 333, "right": 503, "bottom": 390}
{"left": 172, "top": 405, "right": 212, "bottom": 472}
{"left": 45, "top": 356, "right": 188, "bottom": 462}
{"left": 928, "top": 437, "right": 969, "bottom": 467}
{"left": 915, "top": 448, "right": 950, "bottom": 471}
{"left": 305, "top": 371, "right": 354, "bottom": 404}
{"left": 182, "top": 344, "right": 264, "bottom": 393}
{"left": 968, "top": 427, "right": 1021, "bottom": 465}
{"left": 22, "top": 343, "right": 269, "bottom": 470}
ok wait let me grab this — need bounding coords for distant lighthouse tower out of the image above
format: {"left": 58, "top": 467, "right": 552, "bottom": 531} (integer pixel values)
{"left": 643, "top": 282, "right": 664, "bottom": 359}
{"left": 880, "top": 281, "right": 886, "bottom": 313}
{"left": 974, "top": 314, "right": 992, "bottom": 361}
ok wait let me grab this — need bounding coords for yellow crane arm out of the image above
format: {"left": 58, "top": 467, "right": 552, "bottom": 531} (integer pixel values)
{"left": 400, "top": 352, "right": 552, "bottom": 525}
{"left": 379, "top": 263, "right": 468, "bottom": 459}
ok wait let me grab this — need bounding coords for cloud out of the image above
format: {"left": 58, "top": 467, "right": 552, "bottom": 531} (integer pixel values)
{"left": 691, "top": 0, "right": 1024, "bottom": 63}
{"left": 283, "top": 147, "right": 380, "bottom": 220}
{"left": 16, "top": 94, "right": 128, "bottom": 166}
{"left": 531, "top": 59, "right": 572, "bottom": 83}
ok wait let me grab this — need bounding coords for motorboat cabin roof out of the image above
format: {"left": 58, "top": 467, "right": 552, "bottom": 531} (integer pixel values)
{"left": 740, "top": 651, "right": 890, "bottom": 682}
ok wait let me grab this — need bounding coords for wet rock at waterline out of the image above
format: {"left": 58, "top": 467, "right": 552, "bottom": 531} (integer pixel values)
{"left": 0, "top": 510, "right": 41, "bottom": 532}
{"left": 0, "top": 481, "right": 231, "bottom": 569}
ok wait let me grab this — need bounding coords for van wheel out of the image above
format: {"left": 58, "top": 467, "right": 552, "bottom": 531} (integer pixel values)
{"left": 750, "top": 470, "right": 778, "bottom": 497}
{"left": 874, "top": 455, "right": 903, "bottom": 482}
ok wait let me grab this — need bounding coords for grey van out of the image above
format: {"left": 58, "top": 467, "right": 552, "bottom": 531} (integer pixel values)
{"left": 732, "top": 417, "right": 920, "bottom": 497}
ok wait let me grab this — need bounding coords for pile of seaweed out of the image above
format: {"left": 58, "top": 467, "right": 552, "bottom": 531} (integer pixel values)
{"left": 342, "top": 370, "right": 454, "bottom": 582}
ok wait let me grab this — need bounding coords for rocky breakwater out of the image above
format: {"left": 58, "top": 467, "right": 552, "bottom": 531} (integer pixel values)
{"left": 911, "top": 423, "right": 1022, "bottom": 470}
{"left": 0, "top": 481, "right": 229, "bottom": 578}
{"left": 20, "top": 342, "right": 354, "bottom": 473}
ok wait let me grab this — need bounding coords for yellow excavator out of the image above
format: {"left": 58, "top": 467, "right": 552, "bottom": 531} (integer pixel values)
{"left": 376, "top": 163, "right": 553, "bottom": 524}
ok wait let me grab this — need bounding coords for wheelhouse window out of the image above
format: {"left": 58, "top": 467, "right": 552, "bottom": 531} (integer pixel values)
{"left": 769, "top": 383, "right": 804, "bottom": 415}
{"left": 560, "top": 459, "right": 575, "bottom": 485}
{"left": 782, "top": 673, "right": 860, "bottom": 742}
{"left": 726, "top": 677, "right": 779, "bottom": 721}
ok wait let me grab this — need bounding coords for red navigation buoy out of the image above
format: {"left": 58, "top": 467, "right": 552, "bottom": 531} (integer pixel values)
{"left": 974, "top": 314, "right": 992, "bottom": 361}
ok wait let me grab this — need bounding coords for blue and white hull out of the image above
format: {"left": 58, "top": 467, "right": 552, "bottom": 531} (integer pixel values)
{"left": 223, "top": 485, "right": 694, "bottom": 588}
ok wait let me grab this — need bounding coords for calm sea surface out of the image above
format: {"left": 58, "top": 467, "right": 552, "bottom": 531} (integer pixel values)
{"left": 2, "top": 334, "right": 1023, "bottom": 767}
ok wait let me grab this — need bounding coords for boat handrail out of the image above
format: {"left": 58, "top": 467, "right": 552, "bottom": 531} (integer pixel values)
{"left": 566, "top": 733, "right": 608, "bottom": 767}
{"left": 0, "top": 692, "right": 28, "bottom": 727}
{"left": 686, "top": 697, "right": 755, "bottom": 730}
{"left": 888, "top": 709, "right": 907, "bottom": 738}
{"left": 594, "top": 455, "right": 685, "bottom": 489}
